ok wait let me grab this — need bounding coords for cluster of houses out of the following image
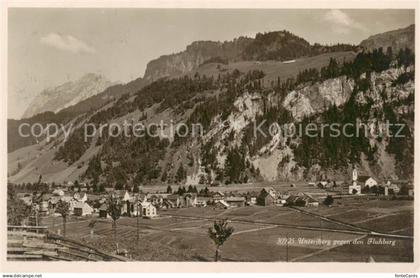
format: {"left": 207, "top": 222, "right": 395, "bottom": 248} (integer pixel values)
{"left": 16, "top": 168, "right": 412, "bottom": 221}
{"left": 18, "top": 185, "right": 327, "bottom": 220}
{"left": 346, "top": 168, "right": 414, "bottom": 196}
{"left": 312, "top": 168, "right": 414, "bottom": 197}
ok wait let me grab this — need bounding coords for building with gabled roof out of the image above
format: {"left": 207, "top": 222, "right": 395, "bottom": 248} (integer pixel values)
{"left": 214, "top": 200, "right": 230, "bottom": 209}
{"left": 52, "top": 189, "right": 65, "bottom": 196}
{"left": 286, "top": 193, "right": 319, "bottom": 207}
{"left": 358, "top": 176, "right": 378, "bottom": 188}
{"left": 73, "top": 202, "right": 94, "bottom": 216}
{"left": 196, "top": 197, "right": 210, "bottom": 207}
{"left": 226, "top": 196, "right": 246, "bottom": 207}
{"left": 138, "top": 201, "right": 157, "bottom": 218}
{"left": 212, "top": 191, "right": 225, "bottom": 201}
{"left": 161, "top": 199, "right": 175, "bottom": 209}
{"left": 166, "top": 194, "right": 181, "bottom": 207}
{"left": 257, "top": 188, "right": 276, "bottom": 206}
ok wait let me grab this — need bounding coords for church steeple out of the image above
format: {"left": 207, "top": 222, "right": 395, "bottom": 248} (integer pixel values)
{"left": 352, "top": 165, "right": 358, "bottom": 182}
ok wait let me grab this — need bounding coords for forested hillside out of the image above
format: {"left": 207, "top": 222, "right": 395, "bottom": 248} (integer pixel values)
{"left": 7, "top": 26, "right": 415, "bottom": 189}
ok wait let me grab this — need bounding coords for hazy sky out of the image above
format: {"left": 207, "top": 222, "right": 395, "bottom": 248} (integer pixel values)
{"left": 8, "top": 8, "right": 414, "bottom": 119}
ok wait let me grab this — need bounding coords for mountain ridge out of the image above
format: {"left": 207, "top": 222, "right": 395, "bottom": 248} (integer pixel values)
{"left": 7, "top": 25, "right": 415, "bottom": 186}
{"left": 143, "top": 30, "right": 357, "bottom": 81}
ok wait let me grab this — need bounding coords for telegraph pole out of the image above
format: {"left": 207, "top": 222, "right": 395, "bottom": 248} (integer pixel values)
{"left": 320, "top": 218, "right": 322, "bottom": 241}
{"left": 136, "top": 196, "right": 140, "bottom": 244}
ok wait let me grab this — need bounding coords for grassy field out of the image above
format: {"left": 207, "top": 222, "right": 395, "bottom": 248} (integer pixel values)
{"left": 39, "top": 197, "right": 414, "bottom": 262}
{"left": 193, "top": 51, "right": 356, "bottom": 85}
{"left": 299, "top": 198, "right": 414, "bottom": 236}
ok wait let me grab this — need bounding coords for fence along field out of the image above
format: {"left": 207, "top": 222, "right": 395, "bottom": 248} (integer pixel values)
{"left": 7, "top": 225, "right": 129, "bottom": 261}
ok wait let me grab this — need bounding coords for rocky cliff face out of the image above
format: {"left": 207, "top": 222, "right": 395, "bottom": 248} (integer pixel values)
{"left": 360, "top": 24, "right": 414, "bottom": 51}
{"left": 22, "top": 73, "right": 114, "bottom": 119}
{"left": 272, "top": 67, "right": 413, "bottom": 181}
{"left": 143, "top": 39, "right": 251, "bottom": 81}
{"left": 283, "top": 76, "right": 355, "bottom": 121}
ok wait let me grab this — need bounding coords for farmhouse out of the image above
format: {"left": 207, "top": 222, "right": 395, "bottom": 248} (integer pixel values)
{"left": 225, "top": 196, "right": 246, "bottom": 207}
{"left": 148, "top": 193, "right": 171, "bottom": 207}
{"left": 277, "top": 199, "right": 287, "bottom": 206}
{"left": 161, "top": 199, "right": 175, "bottom": 209}
{"left": 214, "top": 200, "right": 230, "bottom": 209}
{"left": 286, "top": 195, "right": 301, "bottom": 206}
{"left": 264, "top": 187, "right": 277, "bottom": 198}
{"left": 317, "top": 181, "right": 328, "bottom": 188}
{"left": 278, "top": 191, "right": 291, "bottom": 200}
{"left": 139, "top": 201, "right": 157, "bottom": 218}
{"left": 166, "top": 194, "right": 181, "bottom": 207}
{"left": 286, "top": 193, "right": 319, "bottom": 207}
{"left": 245, "top": 192, "right": 258, "bottom": 205}
{"left": 303, "top": 194, "right": 319, "bottom": 207}
{"left": 358, "top": 176, "right": 378, "bottom": 188}
{"left": 73, "top": 202, "right": 94, "bottom": 216}
{"left": 384, "top": 181, "right": 401, "bottom": 194}
{"left": 256, "top": 188, "right": 276, "bottom": 206}
{"left": 196, "top": 197, "right": 210, "bottom": 207}
{"left": 212, "top": 191, "right": 225, "bottom": 201}
{"left": 391, "top": 180, "right": 413, "bottom": 195}
{"left": 52, "top": 189, "right": 65, "bottom": 196}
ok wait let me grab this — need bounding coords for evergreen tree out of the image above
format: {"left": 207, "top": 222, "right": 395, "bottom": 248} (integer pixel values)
{"left": 176, "top": 164, "right": 186, "bottom": 183}
{"left": 56, "top": 200, "right": 70, "bottom": 237}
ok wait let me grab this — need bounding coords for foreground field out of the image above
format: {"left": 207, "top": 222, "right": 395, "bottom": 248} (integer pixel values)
{"left": 40, "top": 198, "right": 413, "bottom": 262}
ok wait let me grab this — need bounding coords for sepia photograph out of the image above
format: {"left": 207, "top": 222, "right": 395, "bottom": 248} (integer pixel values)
{"left": 2, "top": 2, "right": 418, "bottom": 270}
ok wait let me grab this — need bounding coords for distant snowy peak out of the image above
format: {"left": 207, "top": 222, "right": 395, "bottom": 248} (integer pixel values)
{"left": 22, "top": 73, "right": 114, "bottom": 119}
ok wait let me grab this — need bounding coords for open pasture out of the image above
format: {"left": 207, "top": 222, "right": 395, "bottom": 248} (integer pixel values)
{"left": 40, "top": 198, "right": 413, "bottom": 262}
{"left": 301, "top": 198, "right": 414, "bottom": 236}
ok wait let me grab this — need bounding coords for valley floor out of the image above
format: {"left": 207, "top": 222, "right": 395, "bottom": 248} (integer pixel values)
{"left": 38, "top": 197, "right": 413, "bottom": 262}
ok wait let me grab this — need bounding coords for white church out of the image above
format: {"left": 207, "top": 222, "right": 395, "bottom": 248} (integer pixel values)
{"left": 348, "top": 167, "right": 362, "bottom": 195}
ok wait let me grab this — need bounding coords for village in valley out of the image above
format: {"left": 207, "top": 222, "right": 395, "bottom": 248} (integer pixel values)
{"left": 8, "top": 167, "right": 414, "bottom": 262}
{"left": 16, "top": 169, "right": 414, "bottom": 220}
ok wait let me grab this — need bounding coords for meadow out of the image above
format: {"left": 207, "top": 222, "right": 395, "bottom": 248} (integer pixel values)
{"left": 40, "top": 197, "right": 414, "bottom": 262}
